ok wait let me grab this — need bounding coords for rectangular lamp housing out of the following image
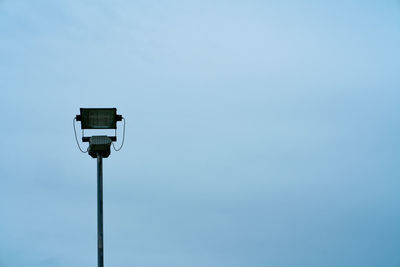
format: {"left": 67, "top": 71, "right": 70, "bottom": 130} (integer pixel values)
{"left": 78, "top": 108, "right": 118, "bottom": 129}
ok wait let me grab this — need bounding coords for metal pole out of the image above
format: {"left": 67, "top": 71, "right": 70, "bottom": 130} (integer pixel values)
{"left": 97, "top": 153, "right": 104, "bottom": 267}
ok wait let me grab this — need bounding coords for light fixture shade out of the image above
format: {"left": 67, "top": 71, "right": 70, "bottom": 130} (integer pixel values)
{"left": 80, "top": 108, "right": 117, "bottom": 129}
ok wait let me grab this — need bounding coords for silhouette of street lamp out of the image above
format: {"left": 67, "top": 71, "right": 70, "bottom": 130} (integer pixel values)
{"left": 73, "top": 108, "right": 125, "bottom": 267}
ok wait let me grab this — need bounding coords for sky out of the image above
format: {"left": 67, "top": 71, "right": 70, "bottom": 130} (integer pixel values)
{"left": 0, "top": 0, "right": 400, "bottom": 266}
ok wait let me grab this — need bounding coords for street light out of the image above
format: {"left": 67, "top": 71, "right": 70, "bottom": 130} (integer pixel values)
{"left": 73, "top": 108, "right": 125, "bottom": 267}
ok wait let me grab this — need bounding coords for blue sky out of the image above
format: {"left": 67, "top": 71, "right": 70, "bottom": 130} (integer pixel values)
{"left": 1, "top": 1, "right": 400, "bottom": 266}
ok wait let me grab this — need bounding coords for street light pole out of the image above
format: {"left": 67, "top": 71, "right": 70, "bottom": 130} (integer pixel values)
{"left": 97, "top": 153, "right": 104, "bottom": 267}
{"left": 73, "top": 108, "right": 125, "bottom": 267}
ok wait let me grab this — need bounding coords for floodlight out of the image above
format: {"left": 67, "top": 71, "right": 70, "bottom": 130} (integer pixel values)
{"left": 75, "top": 108, "right": 123, "bottom": 143}
{"left": 76, "top": 108, "right": 122, "bottom": 129}
{"left": 73, "top": 108, "right": 125, "bottom": 267}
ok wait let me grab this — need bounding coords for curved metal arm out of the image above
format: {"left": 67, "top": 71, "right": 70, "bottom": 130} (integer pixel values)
{"left": 112, "top": 117, "right": 126, "bottom": 151}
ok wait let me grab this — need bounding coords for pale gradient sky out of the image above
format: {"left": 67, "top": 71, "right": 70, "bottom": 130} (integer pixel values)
{"left": 1, "top": 1, "right": 400, "bottom": 266}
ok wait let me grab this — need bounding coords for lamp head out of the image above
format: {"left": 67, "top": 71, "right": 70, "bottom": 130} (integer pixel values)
{"left": 73, "top": 107, "right": 125, "bottom": 157}
{"left": 76, "top": 108, "right": 122, "bottom": 129}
